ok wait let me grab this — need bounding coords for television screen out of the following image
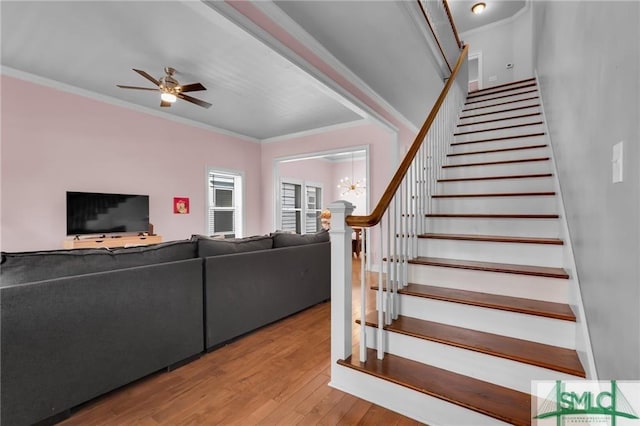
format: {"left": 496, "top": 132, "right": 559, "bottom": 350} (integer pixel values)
{"left": 66, "top": 191, "right": 150, "bottom": 236}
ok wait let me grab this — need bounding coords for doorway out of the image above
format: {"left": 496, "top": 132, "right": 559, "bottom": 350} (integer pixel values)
{"left": 274, "top": 146, "right": 369, "bottom": 233}
{"left": 468, "top": 52, "right": 483, "bottom": 92}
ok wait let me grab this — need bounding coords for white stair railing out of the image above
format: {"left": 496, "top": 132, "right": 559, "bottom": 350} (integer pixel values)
{"left": 330, "top": 45, "right": 469, "bottom": 367}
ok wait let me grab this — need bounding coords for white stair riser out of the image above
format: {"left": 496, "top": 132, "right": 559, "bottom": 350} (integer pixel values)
{"left": 467, "top": 84, "right": 537, "bottom": 101}
{"left": 450, "top": 135, "right": 546, "bottom": 153}
{"left": 441, "top": 160, "right": 552, "bottom": 178}
{"left": 390, "top": 293, "right": 576, "bottom": 348}
{"left": 446, "top": 146, "right": 549, "bottom": 165}
{"left": 408, "top": 264, "right": 570, "bottom": 303}
{"left": 455, "top": 115, "right": 542, "bottom": 132}
{"left": 431, "top": 195, "right": 557, "bottom": 214}
{"left": 425, "top": 217, "right": 561, "bottom": 238}
{"left": 453, "top": 125, "right": 545, "bottom": 143}
{"left": 462, "top": 98, "right": 539, "bottom": 115}
{"left": 464, "top": 91, "right": 539, "bottom": 109}
{"left": 459, "top": 106, "right": 540, "bottom": 123}
{"left": 332, "top": 365, "right": 508, "bottom": 426}
{"left": 418, "top": 238, "right": 564, "bottom": 267}
{"left": 437, "top": 176, "right": 555, "bottom": 194}
{"left": 364, "top": 327, "right": 581, "bottom": 394}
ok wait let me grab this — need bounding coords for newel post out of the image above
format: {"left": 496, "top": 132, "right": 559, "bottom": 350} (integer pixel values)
{"left": 328, "top": 200, "right": 354, "bottom": 371}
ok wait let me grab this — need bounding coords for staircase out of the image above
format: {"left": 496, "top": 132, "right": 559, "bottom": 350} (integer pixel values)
{"left": 333, "top": 78, "right": 588, "bottom": 425}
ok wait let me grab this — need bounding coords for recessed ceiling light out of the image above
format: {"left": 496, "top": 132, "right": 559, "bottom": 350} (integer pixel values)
{"left": 471, "top": 2, "right": 486, "bottom": 14}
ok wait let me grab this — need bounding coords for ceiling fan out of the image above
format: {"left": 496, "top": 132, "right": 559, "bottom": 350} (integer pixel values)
{"left": 117, "top": 67, "right": 212, "bottom": 109}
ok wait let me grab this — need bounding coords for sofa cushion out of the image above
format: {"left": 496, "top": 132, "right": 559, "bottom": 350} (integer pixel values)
{"left": 195, "top": 235, "right": 273, "bottom": 258}
{"left": 272, "top": 229, "right": 329, "bottom": 248}
{"left": 0, "top": 239, "right": 197, "bottom": 286}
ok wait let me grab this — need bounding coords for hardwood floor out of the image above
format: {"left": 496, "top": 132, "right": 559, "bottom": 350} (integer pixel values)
{"left": 60, "top": 259, "right": 421, "bottom": 425}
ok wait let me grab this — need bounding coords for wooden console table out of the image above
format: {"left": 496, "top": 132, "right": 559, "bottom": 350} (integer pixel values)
{"left": 62, "top": 235, "right": 162, "bottom": 249}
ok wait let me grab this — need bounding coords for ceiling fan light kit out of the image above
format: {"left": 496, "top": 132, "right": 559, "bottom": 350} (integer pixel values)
{"left": 116, "top": 67, "right": 212, "bottom": 109}
{"left": 160, "top": 92, "right": 177, "bottom": 103}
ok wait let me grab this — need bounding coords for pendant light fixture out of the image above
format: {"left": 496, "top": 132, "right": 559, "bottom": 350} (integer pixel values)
{"left": 337, "top": 152, "right": 366, "bottom": 197}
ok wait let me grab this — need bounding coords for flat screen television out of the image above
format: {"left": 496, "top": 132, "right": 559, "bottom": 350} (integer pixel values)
{"left": 66, "top": 191, "right": 150, "bottom": 236}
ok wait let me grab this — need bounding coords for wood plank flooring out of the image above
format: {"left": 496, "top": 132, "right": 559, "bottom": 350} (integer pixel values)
{"left": 59, "top": 259, "right": 421, "bottom": 426}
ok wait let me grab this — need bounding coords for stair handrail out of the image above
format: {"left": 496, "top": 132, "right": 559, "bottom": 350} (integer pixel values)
{"left": 345, "top": 43, "right": 469, "bottom": 229}
{"left": 416, "top": 0, "right": 463, "bottom": 74}
{"left": 442, "top": 0, "right": 463, "bottom": 50}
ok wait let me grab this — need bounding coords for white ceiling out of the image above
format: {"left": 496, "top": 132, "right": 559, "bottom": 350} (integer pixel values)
{"left": 0, "top": 1, "right": 363, "bottom": 140}
{"left": 448, "top": 0, "right": 527, "bottom": 34}
{"left": 1, "top": 1, "right": 524, "bottom": 141}
{"left": 274, "top": 0, "right": 445, "bottom": 127}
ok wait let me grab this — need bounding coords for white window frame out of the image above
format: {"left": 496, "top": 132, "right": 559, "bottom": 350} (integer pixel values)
{"left": 278, "top": 178, "right": 323, "bottom": 234}
{"left": 206, "top": 168, "right": 243, "bottom": 238}
{"left": 304, "top": 183, "right": 323, "bottom": 234}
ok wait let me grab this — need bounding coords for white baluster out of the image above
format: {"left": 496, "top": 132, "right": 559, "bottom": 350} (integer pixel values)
{"left": 393, "top": 195, "right": 399, "bottom": 320}
{"left": 385, "top": 210, "right": 392, "bottom": 325}
{"left": 377, "top": 223, "right": 384, "bottom": 360}
{"left": 360, "top": 227, "right": 367, "bottom": 362}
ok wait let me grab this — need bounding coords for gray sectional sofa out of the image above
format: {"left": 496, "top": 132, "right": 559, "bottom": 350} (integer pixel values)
{"left": 0, "top": 231, "right": 329, "bottom": 426}
{"left": 199, "top": 232, "right": 331, "bottom": 350}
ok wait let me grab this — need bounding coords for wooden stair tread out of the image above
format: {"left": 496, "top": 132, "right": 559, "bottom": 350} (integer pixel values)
{"left": 399, "top": 283, "right": 576, "bottom": 321}
{"left": 426, "top": 213, "right": 559, "bottom": 219}
{"left": 362, "top": 315, "right": 585, "bottom": 377}
{"left": 438, "top": 173, "right": 552, "bottom": 182}
{"left": 467, "top": 82, "right": 537, "bottom": 99}
{"left": 469, "top": 77, "right": 536, "bottom": 94}
{"left": 425, "top": 213, "right": 560, "bottom": 219}
{"left": 419, "top": 232, "right": 563, "bottom": 245}
{"left": 462, "top": 96, "right": 539, "bottom": 112}
{"left": 460, "top": 104, "right": 541, "bottom": 119}
{"left": 432, "top": 191, "right": 555, "bottom": 198}
{"left": 338, "top": 348, "right": 532, "bottom": 425}
{"left": 454, "top": 121, "right": 543, "bottom": 136}
{"left": 450, "top": 132, "right": 546, "bottom": 146}
{"left": 448, "top": 144, "right": 547, "bottom": 157}
{"left": 465, "top": 89, "right": 538, "bottom": 105}
{"left": 457, "top": 112, "right": 541, "bottom": 127}
{"left": 409, "top": 256, "right": 569, "bottom": 279}
{"left": 443, "top": 157, "right": 550, "bottom": 168}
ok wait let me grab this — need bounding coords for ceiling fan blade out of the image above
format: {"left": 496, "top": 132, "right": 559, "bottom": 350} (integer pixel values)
{"left": 116, "top": 85, "right": 159, "bottom": 91}
{"left": 160, "top": 100, "right": 171, "bottom": 108}
{"left": 133, "top": 68, "right": 160, "bottom": 86}
{"left": 179, "top": 82, "right": 207, "bottom": 93}
{"left": 177, "top": 93, "right": 212, "bottom": 109}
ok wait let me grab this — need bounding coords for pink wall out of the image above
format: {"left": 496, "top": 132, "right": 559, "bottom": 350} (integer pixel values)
{"left": 279, "top": 158, "right": 334, "bottom": 191}
{"left": 261, "top": 122, "right": 394, "bottom": 232}
{"left": 1, "top": 76, "right": 262, "bottom": 251}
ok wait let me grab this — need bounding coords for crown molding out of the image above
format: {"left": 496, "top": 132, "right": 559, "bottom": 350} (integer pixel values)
{"left": 460, "top": 0, "right": 531, "bottom": 39}
{"left": 1, "top": 66, "right": 261, "bottom": 143}
{"left": 261, "top": 118, "right": 371, "bottom": 144}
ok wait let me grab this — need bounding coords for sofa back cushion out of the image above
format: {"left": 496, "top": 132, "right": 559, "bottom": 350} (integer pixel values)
{"left": 272, "top": 229, "right": 330, "bottom": 248}
{"left": 0, "top": 239, "right": 197, "bottom": 286}
{"left": 195, "top": 235, "right": 273, "bottom": 257}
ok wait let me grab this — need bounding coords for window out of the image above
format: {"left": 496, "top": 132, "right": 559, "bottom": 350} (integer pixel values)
{"left": 280, "top": 179, "right": 322, "bottom": 234}
{"left": 305, "top": 185, "right": 322, "bottom": 234}
{"left": 207, "top": 170, "right": 242, "bottom": 238}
